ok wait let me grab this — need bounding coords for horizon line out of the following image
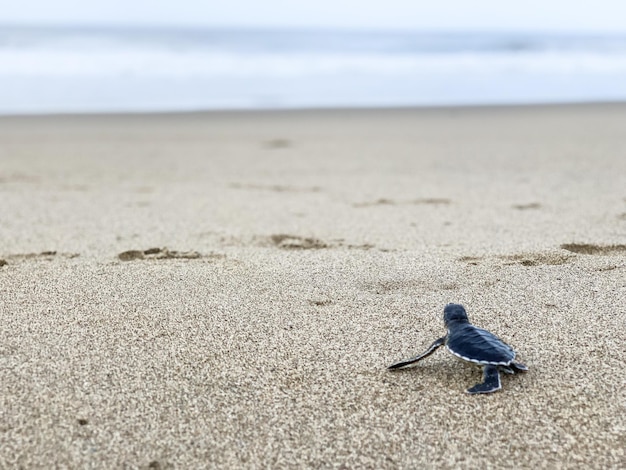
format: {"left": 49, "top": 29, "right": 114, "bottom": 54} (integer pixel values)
{"left": 2, "top": 21, "right": 626, "bottom": 37}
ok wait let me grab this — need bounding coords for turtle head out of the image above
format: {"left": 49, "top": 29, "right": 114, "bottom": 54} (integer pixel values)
{"left": 443, "top": 303, "right": 469, "bottom": 325}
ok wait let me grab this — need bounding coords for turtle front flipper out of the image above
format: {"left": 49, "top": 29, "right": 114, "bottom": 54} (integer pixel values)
{"left": 388, "top": 336, "right": 446, "bottom": 370}
{"left": 466, "top": 365, "right": 501, "bottom": 394}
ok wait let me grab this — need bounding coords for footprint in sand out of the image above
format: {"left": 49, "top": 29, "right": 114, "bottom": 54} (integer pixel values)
{"left": 353, "top": 198, "right": 451, "bottom": 208}
{"left": 266, "top": 234, "right": 375, "bottom": 251}
{"left": 560, "top": 243, "right": 626, "bottom": 255}
{"left": 2, "top": 252, "right": 79, "bottom": 264}
{"left": 512, "top": 203, "right": 541, "bottom": 210}
{"left": 459, "top": 253, "right": 572, "bottom": 267}
{"left": 501, "top": 253, "right": 573, "bottom": 266}
{"left": 230, "top": 182, "right": 320, "bottom": 193}
{"left": 118, "top": 247, "right": 203, "bottom": 261}
{"left": 269, "top": 234, "right": 329, "bottom": 250}
{"left": 263, "top": 138, "right": 291, "bottom": 149}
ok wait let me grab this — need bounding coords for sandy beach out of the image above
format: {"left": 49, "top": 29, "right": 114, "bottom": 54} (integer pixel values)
{"left": 1, "top": 104, "right": 625, "bottom": 468}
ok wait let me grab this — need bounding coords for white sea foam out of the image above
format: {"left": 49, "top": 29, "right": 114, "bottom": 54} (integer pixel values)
{"left": 4, "top": 49, "right": 626, "bottom": 78}
{"left": 1, "top": 26, "right": 626, "bottom": 113}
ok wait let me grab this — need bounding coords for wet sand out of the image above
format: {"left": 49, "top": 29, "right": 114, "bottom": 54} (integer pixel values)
{"left": 1, "top": 104, "right": 625, "bottom": 468}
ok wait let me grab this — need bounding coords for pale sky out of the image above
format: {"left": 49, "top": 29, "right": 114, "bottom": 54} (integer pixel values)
{"left": 2, "top": 1, "right": 626, "bottom": 33}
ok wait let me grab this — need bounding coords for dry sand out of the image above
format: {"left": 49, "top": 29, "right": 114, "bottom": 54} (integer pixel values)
{"left": 0, "top": 104, "right": 625, "bottom": 468}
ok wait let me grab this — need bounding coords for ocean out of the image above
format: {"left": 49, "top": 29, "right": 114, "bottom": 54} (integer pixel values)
{"left": 1, "top": 25, "right": 626, "bottom": 114}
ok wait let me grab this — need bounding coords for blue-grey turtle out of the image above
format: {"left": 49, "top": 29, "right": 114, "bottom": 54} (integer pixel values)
{"left": 388, "top": 303, "right": 528, "bottom": 394}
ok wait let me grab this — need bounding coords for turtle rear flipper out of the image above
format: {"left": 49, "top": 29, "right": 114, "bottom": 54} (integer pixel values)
{"left": 388, "top": 336, "right": 446, "bottom": 370}
{"left": 466, "top": 365, "right": 501, "bottom": 394}
{"left": 500, "top": 361, "right": 528, "bottom": 375}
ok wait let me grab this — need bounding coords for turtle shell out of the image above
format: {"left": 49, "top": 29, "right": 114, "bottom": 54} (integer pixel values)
{"left": 446, "top": 322, "right": 515, "bottom": 365}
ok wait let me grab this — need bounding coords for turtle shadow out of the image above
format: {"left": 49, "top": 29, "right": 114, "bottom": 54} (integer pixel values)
{"left": 387, "top": 360, "right": 524, "bottom": 393}
{"left": 387, "top": 361, "right": 468, "bottom": 389}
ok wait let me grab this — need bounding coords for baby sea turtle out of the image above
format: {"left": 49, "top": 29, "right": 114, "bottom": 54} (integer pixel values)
{"left": 388, "top": 303, "right": 528, "bottom": 394}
